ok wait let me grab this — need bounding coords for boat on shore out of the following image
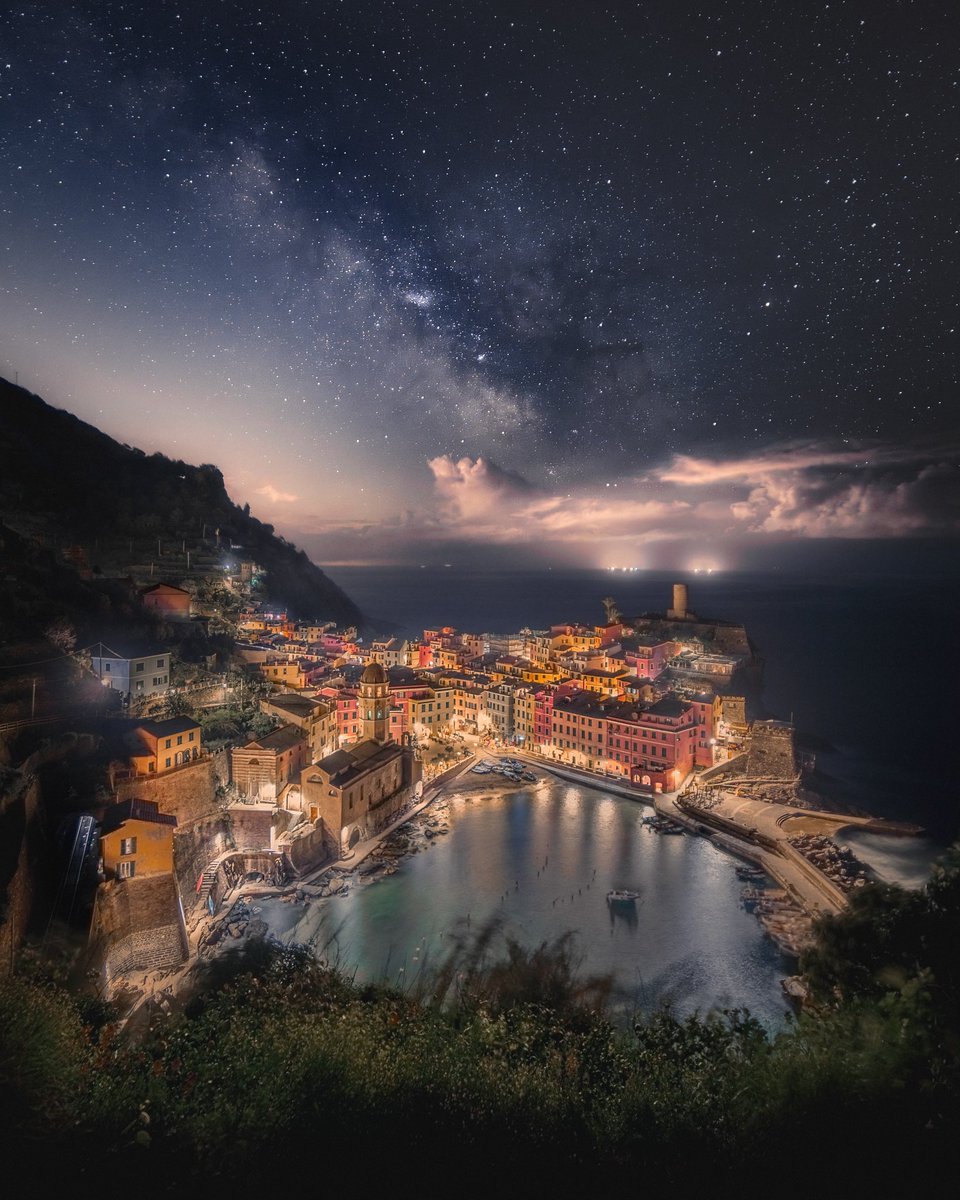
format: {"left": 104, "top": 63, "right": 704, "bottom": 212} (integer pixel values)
{"left": 644, "top": 814, "right": 685, "bottom": 835}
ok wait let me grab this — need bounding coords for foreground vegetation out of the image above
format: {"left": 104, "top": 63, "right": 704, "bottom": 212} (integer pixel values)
{"left": 3, "top": 852, "right": 959, "bottom": 1195}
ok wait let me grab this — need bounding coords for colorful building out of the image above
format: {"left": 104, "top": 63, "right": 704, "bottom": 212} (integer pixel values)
{"left": 140, "top": 581, "right": 192, "bottom": 621}
{"left": 100, "top": 798, "right": 177, "bottom": 880}
{"left": 124, "top": 716, "right": 202, "bottom": 775}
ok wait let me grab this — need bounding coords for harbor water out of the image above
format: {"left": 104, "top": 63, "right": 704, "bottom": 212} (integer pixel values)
{"left": 256, "top": 777, "right": 796, "bottom": 1028}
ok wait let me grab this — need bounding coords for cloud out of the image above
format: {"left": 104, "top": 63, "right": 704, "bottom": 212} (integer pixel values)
{"left": 419, "top": 444, "right": 956, "bottom": 550}
{"left": 255, "top": 483, "right": 298, "bottom": 504}
{"left": 729, "top": 460, "right": 960, "bottom": 537}
{"left": 288, "top": 439, "right": 959, "bottom": 565}
{"left": 658, "top": 440, "right": 960, "bottom": 538}
{"left": 425, "top": 455, "right": 694, "bottom": 545}
{"left": 428, "top": 455, "right": 535, "bottom": 526}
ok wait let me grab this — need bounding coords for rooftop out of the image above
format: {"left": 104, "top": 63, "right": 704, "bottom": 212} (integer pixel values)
{"left": 101, "top": 798, "right": 177, "bottom": 834}
{"left": 135, "top": 716, "right": 200, "bottom": 737}
{"left": 243, "top": 724, "right": 308, "bottom": 753}
{"left": 311, "top": 738, "right": 405, "bottom": 787}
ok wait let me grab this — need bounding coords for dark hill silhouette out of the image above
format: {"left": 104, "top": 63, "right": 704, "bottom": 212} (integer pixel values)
{"left": 0, "top": 376, "right": 362, "bottom": 627}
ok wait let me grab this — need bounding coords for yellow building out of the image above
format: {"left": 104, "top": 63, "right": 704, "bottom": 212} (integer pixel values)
{"left": 259, "top": 659, "right": 309, "bottom": 689}
{"left": 124, "top": 716, "right": 202, "bottom": 776}
{"left": 100, "top": 798, "right": 177, "bottom": 879}
{"left": 513, "top": 688, "right": 537, "bottom": 748}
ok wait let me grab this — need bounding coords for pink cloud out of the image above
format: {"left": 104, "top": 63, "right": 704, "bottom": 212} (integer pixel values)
{"left": 255, "top": 483, "right": 298, "bottom": 504}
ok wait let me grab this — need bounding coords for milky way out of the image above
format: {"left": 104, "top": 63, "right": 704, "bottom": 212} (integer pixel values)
{"left": 0, "top": 2, "right": 956, "bottom": 564}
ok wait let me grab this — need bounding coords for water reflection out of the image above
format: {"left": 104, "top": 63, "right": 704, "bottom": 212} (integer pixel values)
{"left": 261, "top": 779, "right": 793, "bottom": 1027}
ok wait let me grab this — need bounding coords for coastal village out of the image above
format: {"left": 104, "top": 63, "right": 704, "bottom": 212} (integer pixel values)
{"left": 0, "top": 546, "right": 917, "bottom": 1014}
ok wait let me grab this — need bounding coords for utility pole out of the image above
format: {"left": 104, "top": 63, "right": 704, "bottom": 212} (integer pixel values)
{"left": 31, "top": 677, "right": 37, "bottom": 718}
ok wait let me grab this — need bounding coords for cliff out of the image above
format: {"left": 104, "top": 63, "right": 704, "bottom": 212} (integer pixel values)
{"left": 0, "top": 376, "right": 362, "bottom": 627}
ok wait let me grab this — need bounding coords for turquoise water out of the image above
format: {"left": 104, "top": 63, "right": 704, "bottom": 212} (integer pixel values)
{"left": 258, "top": 778, "right": 795, "bottom": 1027}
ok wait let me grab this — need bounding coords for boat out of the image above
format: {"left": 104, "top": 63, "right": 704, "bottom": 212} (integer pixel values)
{"left": 522, "top": 771, "right": 537, "bottom": 782}
{"left": 471, "top": 765, "right": 491, "bottom": 774}
{"left": 606, "top": 889, "right": 641, "bottom": 903}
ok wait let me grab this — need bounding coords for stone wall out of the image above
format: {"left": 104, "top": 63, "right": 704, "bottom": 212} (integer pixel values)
{"left": 88, "top": 873, "right": 186, "bottom": 990}
{"left": 116, "top": 756, "right": 218, "bottom": 824}
{"left": 229, "top": 806, "right": 275, "bottom": 851}
{"left": 174, "top": 813, "right": 235, "bottom": 909}
{"left": 698, "top": 752, "right": 749, "bottom": 785}
{"left": 747, "top": 720, "right": 797, "bottom": 779}
{"left": 278, "top": 820, "right": 329, "bottom": 876}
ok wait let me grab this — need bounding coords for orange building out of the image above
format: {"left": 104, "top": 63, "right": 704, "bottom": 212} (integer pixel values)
{"left": 124, "top": 716, "right": 202, "bottom": 775}
{"left": 140, "top": 582, "right": 192, "bottom": 621}
{"left": 100, "top": 798, "right": 177, "bottom": 879}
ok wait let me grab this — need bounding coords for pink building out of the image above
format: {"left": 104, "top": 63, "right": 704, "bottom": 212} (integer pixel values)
{"left": 625, "top": 638, "right": 674, "bottom": 680}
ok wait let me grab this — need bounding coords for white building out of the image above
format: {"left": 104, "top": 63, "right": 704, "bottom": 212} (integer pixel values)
{"left": 90, "top": 643, "right": 170, "bottom": 699}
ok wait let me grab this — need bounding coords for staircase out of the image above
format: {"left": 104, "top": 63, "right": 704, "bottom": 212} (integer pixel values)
{"left": 195, "top": 860, "right": 221, "bottom": 908}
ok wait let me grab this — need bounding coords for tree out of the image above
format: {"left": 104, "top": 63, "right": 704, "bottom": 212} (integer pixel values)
{"left": 602, "top": 596, "right": 623, "bottom": 625}
{"left": 44, "top": 619, "right": 76, "bottom": 654}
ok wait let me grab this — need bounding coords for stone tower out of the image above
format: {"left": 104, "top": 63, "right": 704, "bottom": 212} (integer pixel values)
{"left": 667, "top": 583, "right": 689, "bottom": 620}
{"left": 358, "top": 661, "right": 390, "bottom": 744}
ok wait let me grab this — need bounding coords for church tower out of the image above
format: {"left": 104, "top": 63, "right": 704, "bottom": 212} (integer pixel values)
{"left": 358, "top": 661, "right": 390, "bottom": 743}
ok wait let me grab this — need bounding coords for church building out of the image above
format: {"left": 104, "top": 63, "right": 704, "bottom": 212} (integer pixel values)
{"left": 301, "top": 662, "right": 421, "bottom": 855}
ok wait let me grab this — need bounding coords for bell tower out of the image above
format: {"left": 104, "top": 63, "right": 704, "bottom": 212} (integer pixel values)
{"left": 358, "top": 661, "right": 390, "bottom": 743}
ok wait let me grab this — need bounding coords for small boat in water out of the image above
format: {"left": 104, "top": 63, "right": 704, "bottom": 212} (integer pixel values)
{"left": 607, "top": 889, "right": 641, "bottom": 903}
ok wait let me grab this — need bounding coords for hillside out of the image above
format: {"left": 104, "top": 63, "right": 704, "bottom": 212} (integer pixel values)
{"left": 0, "top": 377, "right": 362, "bottom": 629}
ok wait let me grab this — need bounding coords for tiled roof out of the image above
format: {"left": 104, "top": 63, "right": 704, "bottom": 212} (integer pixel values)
{"left": 101, "top": 798, "right": 177, "bottom": 834}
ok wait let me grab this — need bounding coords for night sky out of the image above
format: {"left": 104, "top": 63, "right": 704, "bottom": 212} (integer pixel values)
{"left": 1, "top": 1, "right": 957, "bottom": 567}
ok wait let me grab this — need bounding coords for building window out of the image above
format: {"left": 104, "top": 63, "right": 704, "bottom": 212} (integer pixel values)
{"left": 165, "top": 757, "right": 172, "bottom": 768}
{"left": 157, "top": 659, "right": 164, "bottom": 668}
{"left": 120, "top": 836, "right": 137, "bottom": 855}
{"left": 136, "top": 662, "right": 144, "bottom": 673}
{"left": 165, "top": 739, "right": 171, "bottom": 749}
{"left": 117, "top": 860, "right": 136, "bottom": 879}
{"left": 189, "top": 732, "right": 195, "bottom": 741}
{"left": 104, "top": 662, "right": 111, "bottom": 673}
{"left": 176, "top": 735, "right": 183, "bottom": 746}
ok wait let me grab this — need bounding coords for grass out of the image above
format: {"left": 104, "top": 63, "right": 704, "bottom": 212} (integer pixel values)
{"left": 2, "top": 910, "right": 959, "bottom": 1196}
